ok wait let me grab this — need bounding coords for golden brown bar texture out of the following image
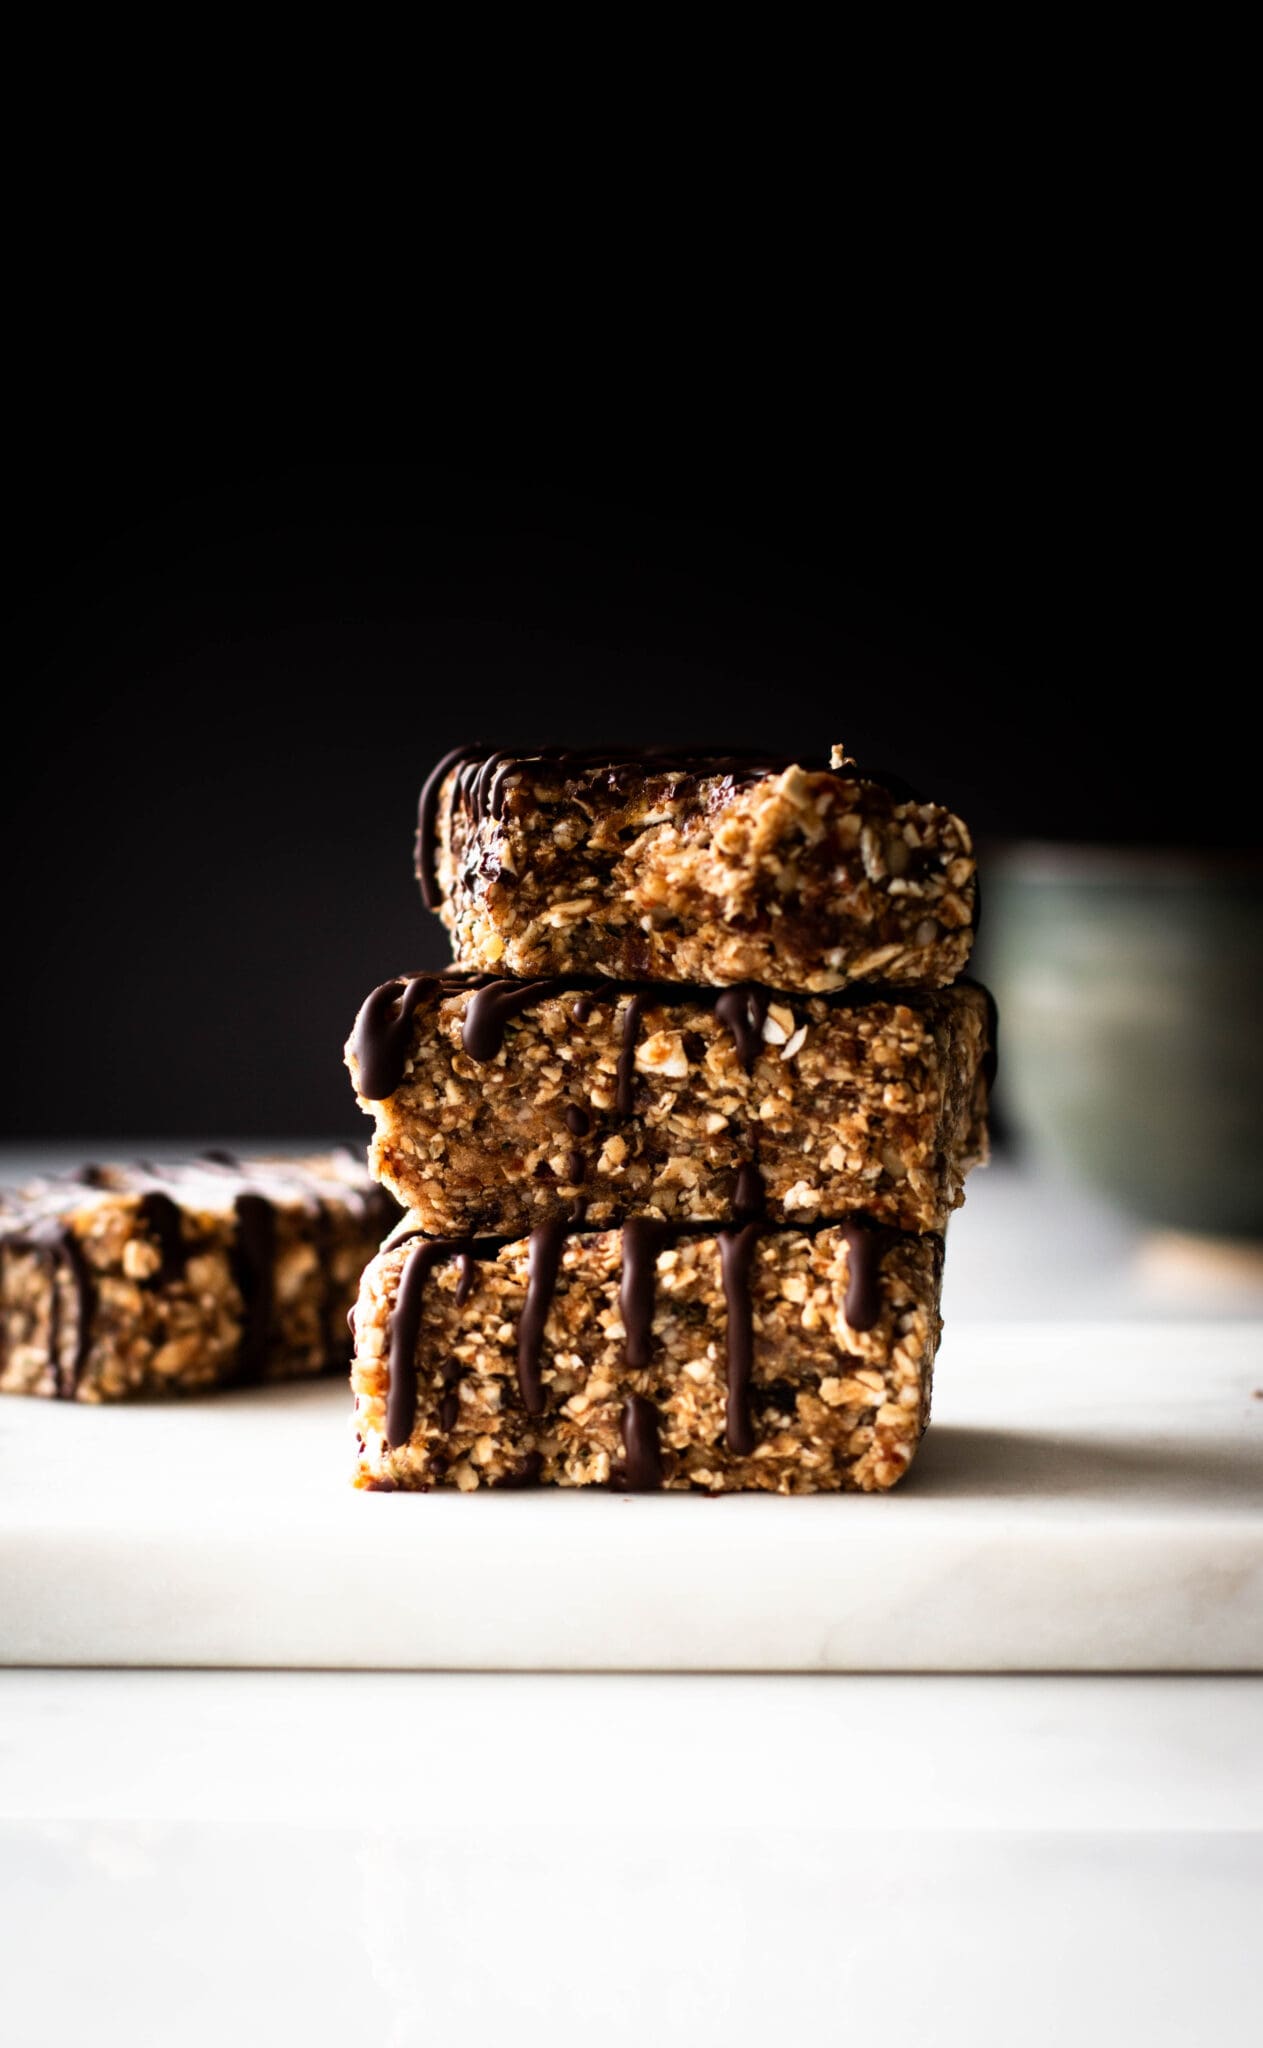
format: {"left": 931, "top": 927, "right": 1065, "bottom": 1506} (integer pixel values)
{"left": 346, "top": 974, "right": 991, "bottom": 1238}
{"left": 352, "top": 1219, "right": 943, "bottom": 1494}
{"left": 418, "top": 745, "right": 977, "bottom": 993}
{"left": 0, "top": 1151, "right": 398, "bottom": 1402}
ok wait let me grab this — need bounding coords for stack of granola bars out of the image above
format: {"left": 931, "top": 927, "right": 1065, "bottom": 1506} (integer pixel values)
{"left": 345, "top": 744, "right": 991, "bottom": 1492}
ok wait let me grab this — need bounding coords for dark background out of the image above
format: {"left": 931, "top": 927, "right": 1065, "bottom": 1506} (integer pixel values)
{"left": 4, "top": 420, "right": 1239, "bottom": 1139}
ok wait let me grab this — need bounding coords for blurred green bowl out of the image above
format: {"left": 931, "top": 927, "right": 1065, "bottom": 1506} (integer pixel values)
{"left": 977, "top": 847, "right": 1263, "bottom": 1238}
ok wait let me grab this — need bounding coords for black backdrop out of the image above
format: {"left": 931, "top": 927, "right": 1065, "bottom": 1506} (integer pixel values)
{"left": 3, "top": 437, "right": 1236, "bottom": 1138}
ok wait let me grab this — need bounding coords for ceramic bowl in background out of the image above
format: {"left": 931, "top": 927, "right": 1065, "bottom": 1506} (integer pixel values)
{"left": 974, "top": 847, "right": 1263, "bottom": 1239}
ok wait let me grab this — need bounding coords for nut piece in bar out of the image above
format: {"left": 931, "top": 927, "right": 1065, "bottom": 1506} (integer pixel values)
{"left": 0, "top": 1150, "right": 399, "bottom": 1402}
{"left": 352, "top": 1218, "right": 943, "bottom": 1494}
{"left": 346, "top": 973, "right": 991, "bottom": 1238}
{"left": 418, "top": 743, "right": 977, "bottom": 993}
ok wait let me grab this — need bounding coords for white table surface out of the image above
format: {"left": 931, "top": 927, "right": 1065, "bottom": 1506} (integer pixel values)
{"left": 2, "top": 1150, "right": 1261, "bottom": 2043}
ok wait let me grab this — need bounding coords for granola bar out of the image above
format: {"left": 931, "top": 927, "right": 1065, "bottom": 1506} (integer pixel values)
{"left": 352, "top": 1217, "right": 943, "bottom": 1494}
{"left": 346, "top": 973, "right": 991, "bottom": 1238}
{"left": 418, "top": 743, "right": 977, "bottom": 992}
{"left": 0, "top": 1150, "right": 398, "bottom": 1402}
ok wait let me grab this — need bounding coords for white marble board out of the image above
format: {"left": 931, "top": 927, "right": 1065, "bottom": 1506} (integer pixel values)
{"left": 1, "top": 1320, "right": 1260, "bottom": 1671}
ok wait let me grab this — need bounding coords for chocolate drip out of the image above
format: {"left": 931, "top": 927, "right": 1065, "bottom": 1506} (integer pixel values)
{"left": 718, "top": 1223, "right": 760, "bottom": 1456}
{"left": 564, "top": 1105, "right": 591, "bottom": 1137}
{"left": 619, "top": 1218, "right": 670, "bottom": 1370}
{"left": 571, "top": 996, "right": 593, "bottom": 1024}
{"left": 564, "top": 1152, "right": 586, "bottom": 1185}
{"left": 517, "top": 1220, "right": 565, "bottom": 1415}
{"left": 348, "top": 975, "right": 441, "bottom": 1099}
{"left": 734, "top": 1161, "right": 765, "bottom": 1217}
{"left": 201, "top": 1148, "right": 241, "bottom": 1168}
{"left": 416, "top": 743, "right": 487, "bottom": 909}
{"left": 616, "top": 995, "right": 644, "bottom": 1116}
{"left": 455, "top": 1250, "right": 476, "bottom": 1307}
{"left": 839, "top": 1220, "right": 885, "bottom": 1332}
{"left": 136, "top": 1191, "right": 187, "bottom": 1283}
{"left": 714, "top": 986, "right": 771, "bottom": 1073}
{"left": 462, "top": 979, "right": 564, "bottom": 1062}
{"left": 386, "top": 1238, "right": 470, "bottom": 1449}
{"left": 20, "top": 1220, "right": 95, "bottom": 1399}
{"left": 232, "top": 1193, "right": 278, "bottom": 1383}
{"left": 617, "top": 1395, "right": 664, "bottom": 1491}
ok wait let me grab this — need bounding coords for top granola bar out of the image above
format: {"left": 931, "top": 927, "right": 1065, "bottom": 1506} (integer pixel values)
{"left": 417, "top": 743, "right": 977, "bottom": 992}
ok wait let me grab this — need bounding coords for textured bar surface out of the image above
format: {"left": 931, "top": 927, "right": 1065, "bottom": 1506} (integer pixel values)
{"left": 347, "top": 974, "right": 991, "bottom": 1237}
{"left": 420, "top": 745, "right": 977, "bottom": 992}
{"left": 0, "top": 1152, "right": 398, "bottom": 1401}
{"left": 352, "top": 1220, "right": 943, "bottom": 1494}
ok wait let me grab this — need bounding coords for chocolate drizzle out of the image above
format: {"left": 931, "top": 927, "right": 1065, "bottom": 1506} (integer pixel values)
{"left": 348, "top": 968, "right": 910, "bottom": 1103}
{"left": 617, "top": 1395, "right": 664, "bottom": 1491}
{"left": 136, "top": 1191, "right": 188, "bottom": 1284}
{"left": 616, "top": 994, "right": 644, "bottom": 1115}
{"left": 231, "top": 1193, "right": 278, "bottom": 1383}
{"left": 517, "top": 1220, "right": 565, "bottom": 1415}
{"left": 714, "top": 986, "right": 770, "bottom": 1073}
{"left": 386, "top": 1238, "right": 471, "bottom": 1449}
{"left": 619, "top": 1218, "right": 670, "bottom": 1369}
{"left": 718, "top": 1223, "right": 761, "bottom": 1456}
{"left": 416, "top": 743, "right": 488, "bottom": 909}
{"left": 734, "top": 1161, "right": 765, "bottom": 1218}
{"left": 462, "top": 979, "right": 561, "bottom": 1062}
{"left": 348, "top": 975, "right": 445, "bottom": 1099}
{"left": 378, "top": 1211, "right": 892, "bottom": 1480}
{"left": 839, "top": 1220, "right": 885, "bottom": 1332}
{"left": 18, "top": 1222, "right": 95, "bottom": 1398}
{"left": 564, "top": 1105, "right": 591, "bottom": 1137}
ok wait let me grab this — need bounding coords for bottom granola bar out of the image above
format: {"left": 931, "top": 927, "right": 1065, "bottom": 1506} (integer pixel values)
{"left": 0, "top": 1150, "right": 398, "bottom": 1401}
{"left": 352, "top": 1218, "right": 943, "bottom": 1494}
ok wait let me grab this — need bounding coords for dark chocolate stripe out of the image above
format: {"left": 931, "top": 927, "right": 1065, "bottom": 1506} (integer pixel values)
{"left": 618, "top": 1394, "right": 664, "bottom": 1491}
{"left": 616, "top": 994, "right": 644, "bottom": 1116}
{"left": 734, "top": 1161, "right": 765, "bottom": 1218}
{"left": 839, "top": 1220, "right": 885, "bottom": 1332}
{"left": 416, "top": 742, "right": 487, "bottom": 910}
{"left": 386, "top": 1238, "right": 471, "bottom": 1449}
{"left": 462, "top": 979, "right": 566, "bottom": 1062}
{"left": 136, "top": 1191, "right": 188, "bottom": 1284}
{"left": 714, "top": 987, "right": 770, "bottom": 1073}
{"left": 619, "top": 1218, "right": 670, "bottom": 1370}
{"left": 19, "top": 1221, "right": 96, "bottom": 1399}
{"left": 517, "top": 1221, "right": 565, "bottom": 1415}
{"left": 348, "top": 975, "right": 443, "bottom": 1100}
{"left": 232, "top": 1193, "right": 278, "bottom": 1384}
{"left": 718, "top": 1222, "right": 760, "bottom": 1456}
